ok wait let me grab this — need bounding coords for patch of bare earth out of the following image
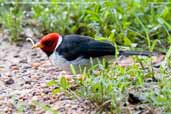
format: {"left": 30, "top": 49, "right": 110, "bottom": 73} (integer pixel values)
{"left": 0, "top": 33, "right": 96, "bottom": 114}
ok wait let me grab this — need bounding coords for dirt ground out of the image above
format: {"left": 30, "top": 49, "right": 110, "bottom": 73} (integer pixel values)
{"left": 0, "top": 32, "right": 163, "bottom": 114}
{"left": 0, "top": 32, "right": 98, "bottom": 114}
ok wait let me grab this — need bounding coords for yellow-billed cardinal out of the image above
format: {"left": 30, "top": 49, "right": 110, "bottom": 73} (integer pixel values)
{"left": 32, "top": 33, "right": 154, "bottom": 71}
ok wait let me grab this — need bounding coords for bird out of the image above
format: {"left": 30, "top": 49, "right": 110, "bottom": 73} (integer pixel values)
{"left": 31, "top": 33, "right": 155, "bottom": 72}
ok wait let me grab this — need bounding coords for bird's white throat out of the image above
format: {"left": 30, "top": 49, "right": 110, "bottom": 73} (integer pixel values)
{"left": 56, "top": 35, "right": 63, "bottom": 49}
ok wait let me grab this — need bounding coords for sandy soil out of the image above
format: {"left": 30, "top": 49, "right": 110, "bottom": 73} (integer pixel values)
{"left": 0, "top": 32, "right": 97, "bottom": 114}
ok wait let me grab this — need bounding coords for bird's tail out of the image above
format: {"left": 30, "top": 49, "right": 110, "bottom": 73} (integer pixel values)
{"left": 119, "top": 50, "right": 158, "bottom": 56}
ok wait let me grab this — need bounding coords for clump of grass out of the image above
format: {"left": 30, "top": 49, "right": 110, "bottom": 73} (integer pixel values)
{"left": 0, "top": 1, "right": 23, "bottom": 42}
{"left": 47, "top": 56, "right": 171, "bottom": 113}
{"left": 151, "top": 78, "right": 171, "bottom": 112}
{"left": 47, "top": 57, "right": 157, "bottom": 113}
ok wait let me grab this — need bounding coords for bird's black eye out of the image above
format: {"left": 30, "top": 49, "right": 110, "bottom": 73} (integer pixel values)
{"left": 44, "top": 40, "right": 53, "bottom": 47}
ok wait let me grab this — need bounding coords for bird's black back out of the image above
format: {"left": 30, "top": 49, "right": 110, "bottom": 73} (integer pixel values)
{"left": 56, "top": 35, "right": 115, "bottom": 61}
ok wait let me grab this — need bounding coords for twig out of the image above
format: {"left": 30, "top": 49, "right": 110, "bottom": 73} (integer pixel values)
{"left": 26, "top": 38, "right": 35, "bottom": 46}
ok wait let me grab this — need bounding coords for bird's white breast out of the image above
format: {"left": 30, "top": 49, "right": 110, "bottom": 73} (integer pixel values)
{"left": 49, "top": 51, "right": 89, "bottom": 71}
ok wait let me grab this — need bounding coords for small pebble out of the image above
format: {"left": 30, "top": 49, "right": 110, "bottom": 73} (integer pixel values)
{"left": 31, "top": 62, "right": 42, "bottom": 69}
{"left": 31, "top": 75, "right": 40, "bottom": 80}
{"left": 4, "top": 78, "right": 14, "bottom": 85}
{"left": 16, "top": 43, "right": 23, "bottom": 47}
{"left": 5, "top": 72, "right": 12, "bottom": 77}
{"left": 123, "top": 102, "right": 128, "bottom": 107}
{"left": 36, "top": 110, "right": 46, "bottom": 114}
{"left": 19, "top": 59, "right": 28, "bottom": 63}
{"left": 43, "top": 90, "right": 50, "bottom": 94}
{"left": 32, "top": 96, "right": 39, "bottom": 101}
{"left": 13, "top": 55, "right": 19, "bottom": 58}
{"left": 128, "top": 93, "right": 142, "bottom": 104}
{"left": 31, "top": 53, "right": 37, "bottom": 56}
{"left": 21, "top": 69, "right": 27, "bottom": 73}
{"left": 40, "top": 83, "right": 47, "bottom": 88}
{"left": 10, "top": 65, "right": 19, "bottom": 71}
{"left": 22, "top": 64, "right": 31, "bottom": 69}
{"left": 58, "top": 107, "right": 65, "bottom": 112}
{"left": 25, "top": 80, "right": 32, "bottom": 84}
{"left": 0, "top": 96, "right": 3, "bottom": 101}
{"left": 72, "top": 105, "right": 78, "bottom": 110}
{"left": 4, "top": 107, "right": 13, "bottom": 113}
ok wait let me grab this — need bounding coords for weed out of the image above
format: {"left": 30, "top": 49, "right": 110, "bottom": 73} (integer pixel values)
{"left": 48, "top": 58, "right": 152, "bottom": 112}
{"left": 0, "top": 1, "right": 23, "bottom": 42}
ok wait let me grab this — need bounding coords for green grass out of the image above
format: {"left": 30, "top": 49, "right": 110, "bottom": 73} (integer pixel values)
{"left": 47, "top": 57, "right": 171, "bottom": 113}
{"left": 1, "top": 0, "right": 171, "bottom": 113}
{"left": 0, "top": 0, "right": 23, "bottom": 42}
{"left": 0, "top": 0, "right": 171, "bottom": 49}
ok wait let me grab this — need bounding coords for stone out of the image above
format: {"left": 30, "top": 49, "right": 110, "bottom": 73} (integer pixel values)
{"left": 4, "top": 78, "right": 14, "bottom": 85}
{"left": 31, "top": 75, "right": 40, "bottom": 80}
{"left": 22, "top": 64, "right": 31, "bottom": 69}
{"left": 10, "top": 65, "right": 19, "bottom": 71}
{"left": 31, "top": 62, "right": 42, "bottom": 69}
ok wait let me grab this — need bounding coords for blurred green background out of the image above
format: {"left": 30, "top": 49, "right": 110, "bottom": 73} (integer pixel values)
{"left": 0, "top": 0, "right": 171, "bottom": 52}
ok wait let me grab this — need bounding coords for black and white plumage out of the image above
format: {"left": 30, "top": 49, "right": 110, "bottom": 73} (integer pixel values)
{"left": 32, "top": 33, "right": 155, "bottom": 71}
{"left": 49, "top": 34, "right": 116, "bottom": 71}
{"left": 56, "top": 35, "right": 115, "bottom": 61}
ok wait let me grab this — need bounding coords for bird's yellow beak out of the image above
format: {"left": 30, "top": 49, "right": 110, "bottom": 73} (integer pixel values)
{"left": 32, "top": 42, "right": 44, "bottom": 49}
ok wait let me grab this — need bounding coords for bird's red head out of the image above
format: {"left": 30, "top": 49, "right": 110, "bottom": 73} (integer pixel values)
{"left": 33, "top": 33, "right": 61, "bottom": 56}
